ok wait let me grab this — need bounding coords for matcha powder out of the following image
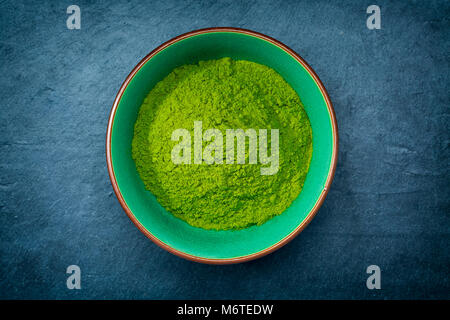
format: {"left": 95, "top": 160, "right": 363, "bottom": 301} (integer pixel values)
{"left": 132, "top": 57, "right": 312, "bottom": 230}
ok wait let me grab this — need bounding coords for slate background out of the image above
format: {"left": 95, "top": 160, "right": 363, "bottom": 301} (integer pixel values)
{"left": 0, "top": 0, "right": 449, "bottom": 299}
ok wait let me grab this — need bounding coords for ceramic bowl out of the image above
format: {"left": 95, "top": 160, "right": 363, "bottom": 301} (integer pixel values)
{"left": 106, "top": 27, "right": 338, "bottom": 264}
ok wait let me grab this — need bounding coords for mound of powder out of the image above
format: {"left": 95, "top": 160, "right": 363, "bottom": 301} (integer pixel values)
{"left": 132, "top": 57, "right": 312, "bottom": 230}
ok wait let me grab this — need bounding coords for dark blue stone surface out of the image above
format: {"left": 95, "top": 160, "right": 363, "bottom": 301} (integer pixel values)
{"left": 0, "top": 0, "right": 448, "bottom": 299}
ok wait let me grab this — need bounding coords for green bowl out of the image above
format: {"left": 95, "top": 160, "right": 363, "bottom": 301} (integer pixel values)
{"left": 106, "top": 27, "right": 338, "bottom": 264}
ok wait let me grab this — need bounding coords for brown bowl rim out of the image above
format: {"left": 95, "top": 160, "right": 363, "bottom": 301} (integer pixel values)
{"left": 106, "top": 27, "right": 338, "bottom": 264}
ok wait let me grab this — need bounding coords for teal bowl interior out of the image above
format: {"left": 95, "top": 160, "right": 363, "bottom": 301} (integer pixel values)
{"left": 109, "top": 30, "right": 336, "bottom": 262}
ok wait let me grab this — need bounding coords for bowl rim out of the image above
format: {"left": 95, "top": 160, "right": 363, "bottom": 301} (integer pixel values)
{"left": 106, "top": 27, "right": 338, "bottom": 264}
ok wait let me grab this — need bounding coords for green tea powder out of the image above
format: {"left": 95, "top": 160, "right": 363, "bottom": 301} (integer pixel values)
{"left": 132, "top": 57, "right": 312, "bottom": 230}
